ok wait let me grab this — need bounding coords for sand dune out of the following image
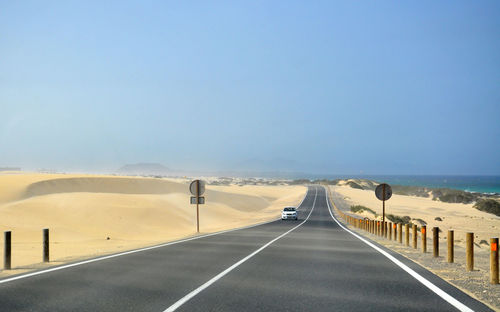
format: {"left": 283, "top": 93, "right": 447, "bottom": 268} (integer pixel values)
{"left": 0, "top": 173, "right": 306, "bottom": 276}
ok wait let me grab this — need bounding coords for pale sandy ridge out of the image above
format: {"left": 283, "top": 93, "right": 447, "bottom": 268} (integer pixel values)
{"left": 0, "top": 173, "right": 306, "bottom": 277}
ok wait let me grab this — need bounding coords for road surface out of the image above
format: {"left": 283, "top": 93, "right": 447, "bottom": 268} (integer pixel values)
{"left": 0, "top": 186, "right": 492, "bottom": 311}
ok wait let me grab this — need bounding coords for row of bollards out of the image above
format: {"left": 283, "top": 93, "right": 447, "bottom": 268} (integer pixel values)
{"left": 326, "top": 188, "right": 499, "bottom": 285}
{"left": 3, "top": 229, "right": 50, "bottom": 270}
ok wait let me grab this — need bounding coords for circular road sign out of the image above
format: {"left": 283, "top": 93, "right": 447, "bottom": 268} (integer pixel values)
{"left": 375, "top": 183, "right": 392, "bottom": 201}
{"left": 189, "top": 180, "right": 206, "bottom": 196}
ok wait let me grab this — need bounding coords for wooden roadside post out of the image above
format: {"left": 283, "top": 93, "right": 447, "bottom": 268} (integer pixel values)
{"left": 448, "top": 230, "right": 454, "bottom": 263}
{"left": 4, "top": 231, "right": 11, "bottom": 270}
{"left": 393, "top": 223, "right": 397, "bottom": 242}
{"left": 422, "top": 226, "right": 427, "bottom": 253}
{"left": 385, "top": 222, "right": 388, "bottom": 239}
{"left": 43, "top": 228, "right": 49, "bottom": 262}
{"left": 389, "top": 222, "right": 392, "bottom": 240}
{"left": 433, "top": 227, "right": 439, "bottom": 258}
{"left": 412, "top": 224, "right": 417, "bottom": 249}
{"left": 405, "top": 224, "right": 409, "bottom": 246}
{"left": 398, "top": 223, "right": 402, "bottom": 244}
{"left": 466, "top": 232, "right": 474, "bottom": 271}
{"left": 491, "top": 238, "right": 499, "bottom": 284}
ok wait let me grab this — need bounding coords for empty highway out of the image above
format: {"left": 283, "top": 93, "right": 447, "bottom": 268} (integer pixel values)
{"left": 0, "top": 186, "right": 492, "bottom": 311}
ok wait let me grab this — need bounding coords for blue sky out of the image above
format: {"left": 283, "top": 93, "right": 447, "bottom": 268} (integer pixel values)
{"left": 1, "top": 1, "right": 499, "bottom": 175}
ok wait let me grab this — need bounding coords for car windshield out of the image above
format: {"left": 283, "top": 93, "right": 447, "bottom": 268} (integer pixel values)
{"left": 284, "top": 207, "right": 296, "bottom": 212}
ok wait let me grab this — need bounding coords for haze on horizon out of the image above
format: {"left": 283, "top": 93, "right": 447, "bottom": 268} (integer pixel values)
{"left": 1, "top": 1, "right": 499, "bottom": 176}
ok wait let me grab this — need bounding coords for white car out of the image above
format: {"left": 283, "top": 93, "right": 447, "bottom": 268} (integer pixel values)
{"left": 281, "top": 207, "right": 298, "bottom": 220}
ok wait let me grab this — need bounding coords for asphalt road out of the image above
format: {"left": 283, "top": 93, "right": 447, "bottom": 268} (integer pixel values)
{"left": 0, "top": 186, "right": 492, "bottom": 311}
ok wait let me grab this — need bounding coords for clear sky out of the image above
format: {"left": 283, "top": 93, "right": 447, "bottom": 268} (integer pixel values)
{"left": 1, "top": 1, "right": 499, "bottom": 175}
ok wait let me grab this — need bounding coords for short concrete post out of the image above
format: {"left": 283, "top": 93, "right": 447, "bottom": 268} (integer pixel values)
{"left": 43, "top": 228, "right": 49, "bottom": 263}
{"left": 433, "top": 227, "right": 439, "bottom": 257}
{"left": 491, "top": 238, "right": 499, "bottom": 284}
{"left": 421, "top": 226, "right": 427, "bottom": 253}
{"left": 4, "top": 231, "right": 11, "bottom": 270}
{"left": 466, "top": 232, "right": 474, "bottom": 271}
{"left": 448, "top": 230, "right": 454, "bottom": 263}
{"left": 412, "top": 224, "right": 417, "bottom": 249}
{"left": 405, "top": 224, "right": 409, "bottom": 246}
{"left": 393, "top": 223, "right": 397, "bottom": 241}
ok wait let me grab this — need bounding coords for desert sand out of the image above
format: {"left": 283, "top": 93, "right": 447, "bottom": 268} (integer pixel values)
{"left": 331, "top": 185, "right": 500, "bottom": 250}
{"left": 0, "top": 172, "right": 306, "bottom": 277}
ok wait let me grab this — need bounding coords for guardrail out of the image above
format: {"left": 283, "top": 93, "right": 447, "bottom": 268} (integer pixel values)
{"left": 325, "top": 186, "right": 499, "bottom": 285}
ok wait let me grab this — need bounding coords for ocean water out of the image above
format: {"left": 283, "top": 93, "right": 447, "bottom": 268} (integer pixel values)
{"left": 307, "top": 175, "right": 500, "bottom": 195}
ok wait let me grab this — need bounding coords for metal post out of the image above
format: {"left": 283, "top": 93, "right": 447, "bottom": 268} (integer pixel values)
{"left": 433, "top": 227, "right": 439, "bottom": 257}
{"left": 412, "top": 224, "right": 417, "bottom": 249}
{"left": 382, "top": 184, "right": 386, "bottom": 232}
{"left": 405, "top": 224, "right": 409, "bottom": 246}
{"left": 43, "top": 228, "right": 49, "bottom": 262}
{"left": 422, "top": 226, "right": 427, "bottom": 253}
{"left": 196, "top": 180, "right": 200, "bottom": 233}
{"left": 491, "top": 238, "right": 499, "bottom": 284}
{"left": 4, "top": 231, "right": 11, "bottom": 270}
{"left": 448, "top": 230, "right": 454, "bottom": 263}
{"left": 466, "top": 232, "right": 474, "bottom": 271}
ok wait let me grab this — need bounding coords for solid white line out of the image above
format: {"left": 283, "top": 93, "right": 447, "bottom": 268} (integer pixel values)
{"left": 163, "top": 187, "right": 318, "bottom": 312}
{"left": 0, "top": 188, "right": 311, "bottom": 285}
{"left": 324, "top": 187, "right": 474, "bottom": 312}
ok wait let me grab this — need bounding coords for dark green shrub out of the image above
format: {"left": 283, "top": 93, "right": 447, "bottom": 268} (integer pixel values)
{"left": 474, "top": 199, "right": 500, "bottom": 216}
{"left": 346, "top": 181, "right": 363, "bottom": 189}
{"left": 386, "top": 214, "right": 411, "bottom": 224}
{"left": 350, "top": 205, "right": 376, "bottom": 215}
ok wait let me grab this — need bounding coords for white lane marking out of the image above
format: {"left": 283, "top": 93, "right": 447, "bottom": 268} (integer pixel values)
{"left": 164, "top": 187, "right": 319, "bottom": 312}
{"left": 0, "top": 188, "right": 311, "bottom": 285}
{"left": 324, "top": 187, "right": 474, "bottom": 312}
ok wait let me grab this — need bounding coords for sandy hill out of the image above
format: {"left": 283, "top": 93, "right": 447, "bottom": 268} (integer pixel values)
{"left": 0, "top": 173, "right": 306, "bottom": 275}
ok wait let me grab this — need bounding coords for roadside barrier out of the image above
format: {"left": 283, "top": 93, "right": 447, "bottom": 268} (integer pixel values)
{"left": 324, "top": 186, "right": 499, "bottom": 286}
{"left": 466, "top": 233, "right": 474, "bottom": 271}
{"left": 398, "top": 223, "right": 402, "bottom": 244}
{"left": 492, "top": 238, "right": 499, "bottom": 284}
{"left": 4, "top": 231, "right": 11, "bottom": 270}
{"left": 448, "top": 230, "right": 454, "bottom": 263}
{"left": 43, "top": 229, "right": 50, "bottom": 263}
{"left": 433, "top": 227, "right": 439, "bottom": 258}
{"left": 405, "top": 224, "right": 409, "bottom": 246}
{"left": 422, "top": 226, "right": 427, "bottom": 253}
{"left": 413, "top": 224, "right": 417, "bottom": 249}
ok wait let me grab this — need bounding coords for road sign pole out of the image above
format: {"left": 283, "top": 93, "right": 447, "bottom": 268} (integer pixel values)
{"left": 382, "top": 183, "right": 386, "bottom": 223}
{"left": 196, "top": 180, "right": 200, "bottom": 233}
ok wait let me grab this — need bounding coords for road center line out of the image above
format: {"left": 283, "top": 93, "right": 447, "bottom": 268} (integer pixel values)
{"left": 324, "top": 187, "right": 474, "bottom": 312}
{"left": 0, "top": 189, "right": 310, "bottom": 285}
{"left": 163, "top": 186, "right": 318, "bottom": 312}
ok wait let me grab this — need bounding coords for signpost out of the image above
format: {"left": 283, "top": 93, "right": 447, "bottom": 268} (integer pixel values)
{"left": 189, "top": 179, "right": 206, "bottom": 233}
{"left": 375, "top": 183, "right": 392, "bottom": 236}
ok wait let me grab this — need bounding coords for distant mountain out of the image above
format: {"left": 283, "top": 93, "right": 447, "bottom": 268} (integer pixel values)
{"left": 0, "top": 167, "right": 21, "bottom": 171}
{"left": 117, "top": 163, "right": 171, "bottom": 176}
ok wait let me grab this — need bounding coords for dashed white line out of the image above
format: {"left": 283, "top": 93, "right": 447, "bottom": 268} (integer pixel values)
{"left": 324, "top": 186, "right": 474, "bottom": 312}
{"left": 0, "top": 188, "right": 311, "bottom": 285}
{"left": 163, "top": 187, "right": 318, "bottom": 312}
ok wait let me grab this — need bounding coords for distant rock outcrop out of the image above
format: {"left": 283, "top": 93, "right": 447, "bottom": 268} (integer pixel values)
{"left": 116, "top": 163, "right": 171, "bottom": 176}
